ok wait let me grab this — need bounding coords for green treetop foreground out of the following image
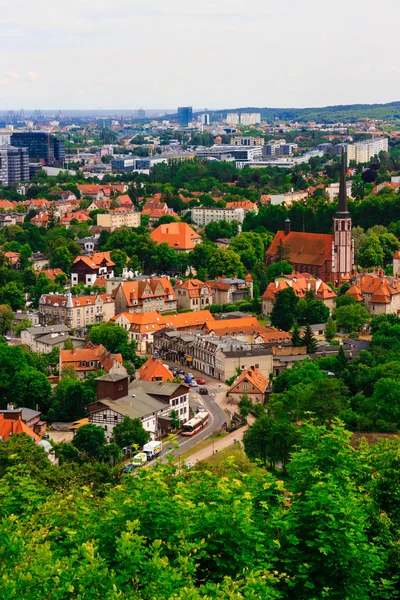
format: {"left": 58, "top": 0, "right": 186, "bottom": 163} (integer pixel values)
{"left": 0, "top": 421, "right": 400, "bottom": 600}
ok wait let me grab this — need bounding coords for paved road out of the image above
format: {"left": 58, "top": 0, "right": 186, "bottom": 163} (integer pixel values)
{"left": 154, "top": 360, "right": 228, "bottom": 461}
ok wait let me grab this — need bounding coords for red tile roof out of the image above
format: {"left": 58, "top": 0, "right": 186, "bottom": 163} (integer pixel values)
{"left": 150, "top": 223, "right": 202, "bottom": 250}
{"left": 266, "top": 231, "right": 334, "bottom": 267}
{"left": 0, "top": 414, "right": 40, "bottom": 442}
{"left": 139, "top": 357, "right": 173, "bottom": 382}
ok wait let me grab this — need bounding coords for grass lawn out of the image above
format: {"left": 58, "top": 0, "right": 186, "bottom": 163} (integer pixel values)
{"left": 177, "top": 432, "right": 228, "bottom": 462}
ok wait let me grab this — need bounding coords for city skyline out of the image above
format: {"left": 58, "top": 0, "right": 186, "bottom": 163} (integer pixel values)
{"left": 1, "top": 0, "right": 400, "bottom": 110}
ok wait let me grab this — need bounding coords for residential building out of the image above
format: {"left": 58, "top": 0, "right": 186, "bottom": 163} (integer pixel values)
{"left": 326, "top": 181, "right": 353, "bottom": 202}
{"left": 10, "top": 132, "right": 64, "bottom": 165}
{"left": 0, "top": 404, "right": 46, "bottom": 437}
{"left": 200, "top": 113, "right": 210, "bottom": 126}
{"left": 111, "top": 311, "right": 164, "bottom": 353}
{"left": 227, "top": 366, "right": 269, "bottom": 404}
{"left": 150, "top": 222, "right": 202, "bottom": 252}
{"left": 0, "top": 412, "right": 40, "bottom": 443}
{"left": 20, "top": 324, "right": 85, "bottom": 354}
{"left": 71, "top": 252, "right": 115, "bottom": 286}
{"left": 87, "top": 374, "right": 189, "bottom": 442}
{"left": 394, "top": 251, "right": 400, "bottom": 277}
{"left": 38, "top": 292, "right": 115, "bottom": 336}
{"left": 346, "top": 272, "right": 400, "bottom": 315}
{"left": 206, "top": 275, "right": 253, "bottom": 304}
{"left": 174, "top": 279, "right": 213, "bottom": 311}
{"left": 112, "top": 278, "right": 177, "bottom": 314}
{"left": 161, "top": 309, "right": 215, "bottom": 331}
{"left": 178, "top": 106, "right": 193, "bottom": 126}
{"left": 240, "top": 113, "right": 261, "bottom": 125}
{"left": 226, "top": 113, "right": 240, "bottom": 126}
{"left": 191, "top": 206, "right": 244, "bottom": 225}
{"left": 266, "top": 149, "right": 353, "bottom": 284}
{"left": 4, "top": 251, "right": 20, "bottom": 268}
{"left": 138, "top": 356, "right": 173, "bottom": 382}
{"left": 76, "top": 237, "right": 99, "bottom": 254}
{"left": 346, "top": 137, "right": 389, "bottom": 165}
{"left": 116, "top": 194, "right": 134, "bottom": 209}
{"left": 225, "top": 200, "right": 258, "bottom": 214}
{"left": 60, "top": 341, "right": 127, "bottom": 380}
{"left": 96, "top": 209, "right": 140, "bottom": 231}
{"left": 0, "top": 146, "right": 29, "bottom": 186}
{"left": 262, "top": 274, "right": 337, "bottom": 315}
{"left": 230, "top": 136, "right": 264, "bottom": 146}
{"left": 267, "top": 190, "right": 308, "bottom": 207}
{"left": 111, "top": 157, "right": 135, "bottom": 173}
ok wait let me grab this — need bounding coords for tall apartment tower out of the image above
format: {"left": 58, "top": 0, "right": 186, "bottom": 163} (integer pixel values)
{"left": 0, "top": 146, "right": 29, "bottom": 186}
{"left": 332, "top": 148, "right": 354, "bottom": 281}
{"left": 177, "top": 106, "right": 193, "bottom": 126}
{"left": 10, "top": 132, "right": 65, "bottom": 165}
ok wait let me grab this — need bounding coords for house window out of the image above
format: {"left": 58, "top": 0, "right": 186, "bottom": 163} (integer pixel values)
{"left": 255, "top": 364, "right": 259, "bottom": 368}
{"left": 103, "top": 414, "right": 107, "bottom": 420}
{"left": 114, "top": 415, "right": 118, "bottom": 421}
{"left": 81, "top": 361, "right": 86, "bottom": 367}
{"left": 243, "top": 383, "right": 248, "bottom": 391}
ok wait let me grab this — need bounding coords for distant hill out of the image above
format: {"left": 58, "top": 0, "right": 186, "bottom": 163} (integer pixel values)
{"left": 206, "top": 102, "right": 400, "bottom": 124}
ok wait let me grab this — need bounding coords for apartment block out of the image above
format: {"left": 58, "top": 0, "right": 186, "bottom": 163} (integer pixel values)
{"left": 191, "top": 206, "right": 245, "bottom": 225}
{"left": 346, "top": 138, "right": 389, "bottom": 165}
{"left": 96, "top": 210, "right": 140, "bottom": 231}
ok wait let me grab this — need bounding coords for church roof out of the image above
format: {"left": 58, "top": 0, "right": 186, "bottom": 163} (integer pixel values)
{"left": 266, "top": 231, "right": 334, "bottom": 267}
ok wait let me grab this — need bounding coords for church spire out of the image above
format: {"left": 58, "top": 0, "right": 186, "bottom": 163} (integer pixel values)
{"left": 336, "top": 147, "right": 349, "bottom": 216}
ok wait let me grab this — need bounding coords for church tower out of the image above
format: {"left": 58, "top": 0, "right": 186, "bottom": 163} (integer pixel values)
{"left": 332, "top": 148, "right": 354, "bottom": 283}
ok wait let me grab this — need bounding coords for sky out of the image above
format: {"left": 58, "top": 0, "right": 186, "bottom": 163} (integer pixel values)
{"left": 1, "top": 0, "right": 400, "bottom": 111}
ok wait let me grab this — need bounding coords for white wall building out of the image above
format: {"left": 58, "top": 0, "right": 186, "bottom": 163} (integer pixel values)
{"left": 346, "top": 138, "right": 389, "bottom": 165}
{"left": 240, "top": 113, "right": 261, "bottom": 125}
{"left": 191, "top": 206, "right": 245, "bottom": 225}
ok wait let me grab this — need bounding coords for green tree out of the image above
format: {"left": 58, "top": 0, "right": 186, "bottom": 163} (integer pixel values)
{"left": 110, "top": 249, "right": 127, "bottom": 276}
{"left": 334, "top": 303, "right": 370, "bottom": 332}
{"left": 244, "top": 415, "right": 298, "bottom": 470}
{"left": 13, "top": 318, "right": 33, "bottom": 337}
{"left": 72, "top": 423, "right": 107, "bottom": 458}
{"left": 11, "top": 367, "right": 52, "bottom": 412}
{"left": 270, "top": 287, "right": 299, "bottom": 331}
{"left": 238, "top": 394, "right": 253, "bottom": 417}
{"left": 0, "top": 282, "right": 25, "bottom": 311}
{"left": 113, "top": 416, "right": 150, "bottom": 449}
{"left": 88, "top": 322, "right": 137, "bottom": 361}
{"left": 207, "top": 248, "right": 246, "bottom": 279}
{"left": 265, "top": 260, "right": 293, "bottom": 284}
{"left": 325, "top": 316, "right": 337, "bottom": 341}
{"left": 0, "top": 305, "right": 14, "bottom": 336}
{"left": 49, "top": 246, "right": 73, "bottom": 274}
{"left": 296, "top": 296, "right": 329, "bottom": 325}
{"left": 169, "top": 409, "right": 180, "bottom": 430}
{"left": 291, "top": 324, "right": 302, "bottom": 347}
{"left": 51, "top": 376, "right": 92, "bottom": 421}
{"left": 301, "top": 324, "right": 317, "bottom": 353}
{"left": 358, "top": 232, "right": 384, "bottom": 268}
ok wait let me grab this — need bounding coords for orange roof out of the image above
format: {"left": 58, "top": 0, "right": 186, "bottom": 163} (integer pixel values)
{"left": 346, "top": 274, "right": 400, "bottom": 304}
{"left": 175, "top": 279, "right": 211, "bottom": 298}
{"left": 60, "top": 342, "right": 123, "bottom": 372}
{"left": 0, "top": 414, "right": 40, "bottom": 442}
{"left": 139, "top": 357, "right": 173, "bottom": 382}
{"left": 262, "top": 275, "right": 336, "bottom": 302}
{"left": 40, "top": 293, "right": 113, "bottom": 307}
{"left": 61, "top": 211, "right": 90, "bottom": 223}
{"left": 41, "top": 268, "right": 65, "bottom": 281}
{"left": 228, "top": 367, "right": 269, "bottom": 395}
{"left": 77, "top": 184, "right": 102, "bottom": 195}
{"left": 117, "top": 194, "right": 133, "bottom": 206}
{"left": 225, "top": 201, "right": 257, "bottom": 211}
{"left": 266, "top": 231, "right": 334, "bottom": 267}
{"left": 112, "top": 311, "right": 164, "bottom": 333}
{"left": 160, "top": 310, "right": 214, "bottom": 330}
{"left": 208, "top": 324, "right": 290, "bottom": 341}
{"left": 73, "top": 251, "right": 115, "bottom": 269}
{"left": 0, "top": 199, "right": 15, "bottom": 210}
{"left": 150, "top": 223, "right": 202, "bottom": 250}
{"left": 4, "top": 251, "right": 20, "bottom": 259}
{"left": 207, "top": 316, "right": 260, "bottom": 332}
{"left": 114, "top": 278, "right": 176, "bottom": 307}
{"left": 24, "top": 198, "right": 51, "bottom": 208}
{"left": 346, "top": 284, "right": 364, "bottom": 302}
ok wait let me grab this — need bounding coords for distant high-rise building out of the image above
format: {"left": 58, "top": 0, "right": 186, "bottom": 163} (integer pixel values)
{"left": 240, "top": 113, "right": 261, "bottom": 126}
{"left": 346, "top": 138, "right": 388, "bottom": 165}
{"left": 226, "top": 113, "right": 240, "bottom": 126}
{"left": 200, "top": 113, "right": 210, "bottom": 126}
{"left": 137, "top": 109, "right": 146, "bottom": 119}
{"left": 0, "top": 146, "right": 29, "bottom": 186}
{"left": 10, "top": 132, "right": 65, "bottom": 165}
{"left": 178, "top": 106, "right": 193, "bottom": 126}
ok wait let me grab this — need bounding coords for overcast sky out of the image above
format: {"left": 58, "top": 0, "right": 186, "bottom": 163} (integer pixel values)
{"left": 1, "top": 0, "right": 399, "bottom": 111}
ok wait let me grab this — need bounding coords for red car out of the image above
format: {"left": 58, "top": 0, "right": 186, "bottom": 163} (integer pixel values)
{"left": 197, "top": 378, "right": 206, "bottom": 385}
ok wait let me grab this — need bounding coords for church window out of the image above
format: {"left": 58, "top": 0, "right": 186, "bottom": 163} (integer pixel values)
{"left": 342, "top": 222, "right": 345, "bottom": 231}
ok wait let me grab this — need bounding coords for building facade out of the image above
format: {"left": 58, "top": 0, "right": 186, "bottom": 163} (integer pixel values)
{"left": 0, "top": 146, "right": 29, "bottom": 186}
{"left": 174, "top": 279, "right": 213, "bottom": 311}
{"left": 10, "top": 132, "right": 64, "bottom": 165}
{"left": 96, "top": 210, "right": 140, "bottom": 230}
{"left": 346, "top": 138, "right": 389, "bottom": 165}
{"left": 112, "top": 278, "right": 177, "bottom": 314}
{"left": 191, "top": 206, "right": 245, "bottom": 225}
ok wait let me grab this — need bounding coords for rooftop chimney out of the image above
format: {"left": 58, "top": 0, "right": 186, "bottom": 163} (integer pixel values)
{"left": 284, "top": 217, "right": 291, "bottom": 236}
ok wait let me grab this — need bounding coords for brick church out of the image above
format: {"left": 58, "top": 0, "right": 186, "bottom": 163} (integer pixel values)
{"left": 266, "top": 149, "right": 354, "bottom": 284}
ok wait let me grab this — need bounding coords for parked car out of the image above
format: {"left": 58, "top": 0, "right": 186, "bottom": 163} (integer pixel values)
{"left": 177, "top": 369, "right": 185, "bottom": 376}
{"left": 197, "top": 378, "right": 206, "bottom": 385}
{"left": 123, "top": 463, "right": 136, "bottom": 473}
{"left": 198, "top": 388, "right": 208, "bottom": 395}
{"left": 188, "top": 380, "right": 198, "bottom": 387}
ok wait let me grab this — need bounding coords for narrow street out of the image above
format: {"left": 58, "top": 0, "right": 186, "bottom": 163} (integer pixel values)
{"left": 155, "top": 360, "right": 229, "bottom": 461}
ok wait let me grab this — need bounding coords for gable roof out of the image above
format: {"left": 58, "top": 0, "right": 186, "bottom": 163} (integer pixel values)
{"left": 228, "top": 366, "right": 269, "bottom": 395}
{"left": 346, "top": 274, "right": 400, "bottom": 304}
{"left": 139, "top": 357, "right": 173, "bottom": 382}
{"left": 266, "top": 231, "right": 334, "bottom": 267}
{"left": 207, "top": 316, "right": 259, "bottom": 331}
{"left": 114, "top": 278, "right": 176, "bottom": 306}
{"left": 60, "top": 342, "right": 123, "bottom": 372}
{"left": 0, "top": 414, "right": 40, "bottom": 442}
{"left": 73, "top": 251, "right": 115, "bottom": 269}
{"left": 174, "top": 279, "right": 211, "bottom": 297}
{"left": 262, "top": 274, "right": 336, "bottom": 301}
{"left": 150, "top": 222, "right": 202, "bottom": 250}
